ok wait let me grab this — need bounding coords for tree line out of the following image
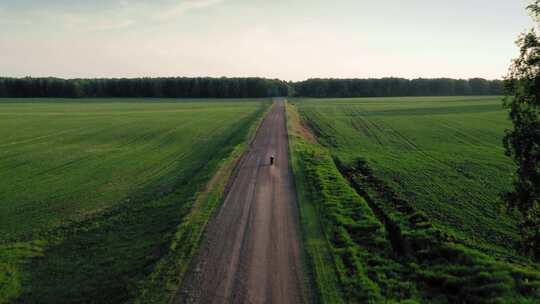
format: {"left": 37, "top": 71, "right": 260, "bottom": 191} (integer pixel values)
{"left": 0, "top": 76, "right": 503, "bottom": 98}
{"left": 0, "top": 77, "right": 290, "bottom": 98}
{"left": 293, "top": 77, "right": 503, "bottom": 97}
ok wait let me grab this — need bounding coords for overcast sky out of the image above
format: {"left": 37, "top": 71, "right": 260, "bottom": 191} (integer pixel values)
{"left": 0, "top": 0, "right": 534, "bottom": 81}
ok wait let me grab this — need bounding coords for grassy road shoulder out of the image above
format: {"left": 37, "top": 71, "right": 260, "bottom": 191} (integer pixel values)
{"left": 287, "top": 102, "right": 352, "bottom": 303}
{"left": 287, "top": 102, "right": 343, "bottom": 303}
{"left": 287, "top": 102, "right": 419, "bottom": 303}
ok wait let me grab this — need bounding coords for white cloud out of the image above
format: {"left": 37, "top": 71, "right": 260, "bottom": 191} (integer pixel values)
{"left": 1, "top": 0, "right": 226, "bottom": 31}
{"left": 0, "top": 8, "right": 32, "bottom": 26}
{"left": 154, "top": 0, "right": 226, "bottom": 20}
{"left": 91, "top": 19, "right": 136, "bottom": 31}
{"left": 1, "top": 0, "right": 525, "bottom": 81}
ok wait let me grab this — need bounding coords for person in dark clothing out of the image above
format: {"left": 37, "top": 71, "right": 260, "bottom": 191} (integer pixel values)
{"left": 270, "top": 155, "right": 275, "bottom": 166}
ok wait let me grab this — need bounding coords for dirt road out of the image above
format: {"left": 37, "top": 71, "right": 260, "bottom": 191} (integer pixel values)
{"left": 176, "top": 99, "right": 308, "bottom": 304}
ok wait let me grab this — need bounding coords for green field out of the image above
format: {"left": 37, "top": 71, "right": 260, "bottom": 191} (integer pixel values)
{"left": 288, "top": 96, "right": 540, "bottom": 303}
{"left": 3, "top": 96, "right": 540, "bottom": 303}
{"left": 0, "top": 98, "right": 268, "bottom": 303}
{"left": 293, "top": 96, "right": 517, "bottom": 256}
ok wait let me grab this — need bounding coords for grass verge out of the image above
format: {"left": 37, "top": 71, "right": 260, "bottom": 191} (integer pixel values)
{"left": 288, "top": 102, "right": 415, "bottom": 303}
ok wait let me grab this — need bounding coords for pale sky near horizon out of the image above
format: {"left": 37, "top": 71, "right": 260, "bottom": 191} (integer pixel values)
{"left": 0, "top": 0, "right": 535, "bottom": 81}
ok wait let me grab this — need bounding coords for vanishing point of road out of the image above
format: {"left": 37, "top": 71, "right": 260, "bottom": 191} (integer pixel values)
{"left": 176, "top": 99, "right": 309, "bottom": 304}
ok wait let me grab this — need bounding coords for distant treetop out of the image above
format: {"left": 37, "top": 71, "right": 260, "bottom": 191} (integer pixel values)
{"left": 0, "top": 76, "right": 502, "bottom": 98}
{"left": 293, "top": 78, "right": 502, "bottom": 98}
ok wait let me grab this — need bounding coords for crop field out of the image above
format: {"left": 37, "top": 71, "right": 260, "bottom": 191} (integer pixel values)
{"left": 3, "top": 96, "right": 540, "bottom": 304}
{"left": 287, "top": 97, "right": 540, "bottom": 303}
{"left": 0, "top": 98, "right": 268, "bottom": 303}
{"left": 293, "top": 96, "right": 517, "bottom": 256}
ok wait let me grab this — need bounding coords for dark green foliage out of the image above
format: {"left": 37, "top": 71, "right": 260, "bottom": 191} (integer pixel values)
{"left": 0, "top": 77, "right": 290, "bottom": 98}
{"left": 503, "top": 1, "right": 540, "bottom": 260}
{"left": 294, "top": 78, "right": 502, "bottom": 98}
{"left": 0, "top": 77, "right": 504, "bottom": 99}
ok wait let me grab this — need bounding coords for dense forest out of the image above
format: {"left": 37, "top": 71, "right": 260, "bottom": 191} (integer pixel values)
{"left": 0, "top": 77, "right": 290, "bottom": 98}
{"left": 0, "top": 77, "right": 503, "bottom": 98}
{"left": 293, "top": 77, "right": 503, "bottom": 97}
